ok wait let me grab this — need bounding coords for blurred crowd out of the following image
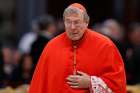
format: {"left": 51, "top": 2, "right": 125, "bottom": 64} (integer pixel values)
{"left": 0, "top": 14, "right": 140, "bottom": 92}
{"left": 0, "top": 14, "right": 64, "bottom": 89}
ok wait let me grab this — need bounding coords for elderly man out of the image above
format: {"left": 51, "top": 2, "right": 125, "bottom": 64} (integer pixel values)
{"left": 29, "top": 3, "right": 126, "bottom": 93}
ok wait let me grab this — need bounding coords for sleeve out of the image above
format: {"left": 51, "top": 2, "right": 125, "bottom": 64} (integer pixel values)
{"left": 29, "top": 45, "right": 49, "bottom": 93}
{"left": 90, "top": 76, "right": 113, "bottom": 93}
{"left": 90, "top": 43, "right": 126, "bottom": 93}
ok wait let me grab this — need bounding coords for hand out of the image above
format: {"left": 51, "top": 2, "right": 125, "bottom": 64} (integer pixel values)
{"left": 66, "top": 71, "right": 90, "bottom": 89}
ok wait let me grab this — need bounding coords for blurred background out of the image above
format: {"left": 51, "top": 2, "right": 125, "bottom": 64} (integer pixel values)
{"left": 0, "top": 0, "right": 140, "bottom": 93}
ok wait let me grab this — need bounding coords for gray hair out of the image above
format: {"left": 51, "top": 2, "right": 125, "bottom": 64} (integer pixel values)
{"left": 63, "top": 6, "right": 89, "bottom": 23}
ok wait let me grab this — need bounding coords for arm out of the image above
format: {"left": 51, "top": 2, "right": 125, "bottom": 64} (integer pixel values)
{"left": 66, "top": 44, "right": 126, "bottom": 93}
{"left": 90, "top": 76, "right": 113, "bottom": 93}
{"left": 66, "top": 71, "right": 113, "bottom": 93}
{"left": 29, "top": 45, "right": 48, "bottom": 93}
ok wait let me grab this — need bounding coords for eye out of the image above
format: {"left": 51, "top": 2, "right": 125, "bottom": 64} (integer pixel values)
{"left": 74, "top": 20, "right": 80, "bottom": 25}
{"left": 65, "top": 19, "right": 71, "bottom": 24}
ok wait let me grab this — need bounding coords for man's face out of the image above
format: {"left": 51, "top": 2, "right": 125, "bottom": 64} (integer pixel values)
{"left": 64, "top": 13, "right": 87, "bottom": 41}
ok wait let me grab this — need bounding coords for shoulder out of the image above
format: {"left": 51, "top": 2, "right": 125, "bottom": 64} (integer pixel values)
{"left": 88, "top": 29, "right": 122, "bottom": 60}
{"left": 43, "top": 32, "right": 66, "bottom": 49}
{"left": 87, "top": 29, "right": 114, "bottom": 47}
{"left": 89, "top": 29, "right": 120, "bottom": 55}
{"left": 49, "top": 33, "right": 65, "bottom": 44}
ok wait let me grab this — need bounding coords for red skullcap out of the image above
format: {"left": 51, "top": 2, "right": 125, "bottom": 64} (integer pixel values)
{"left": 70, "top": 3, "right": 86, "bottom": 12}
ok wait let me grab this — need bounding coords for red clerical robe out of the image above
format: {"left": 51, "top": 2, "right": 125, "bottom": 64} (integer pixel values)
{"left": 29, "top": 29, "right": 126, "bottom": 93}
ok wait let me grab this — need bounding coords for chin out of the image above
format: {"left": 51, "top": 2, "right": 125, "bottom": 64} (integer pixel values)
{"left": 71, "top": 37, "right": 81, "bottom": 41}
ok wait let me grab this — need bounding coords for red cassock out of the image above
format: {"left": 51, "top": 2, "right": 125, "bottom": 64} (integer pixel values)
{"left": 29, "top": 29, "right": 126, "bottom": 93}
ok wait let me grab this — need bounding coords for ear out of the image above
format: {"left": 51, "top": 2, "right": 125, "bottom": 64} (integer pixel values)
{"left": 86, "top": 23, "right": 88, "bottom": 27}
{"left": 84, "top": 22, "right": 88, "bottom": 28}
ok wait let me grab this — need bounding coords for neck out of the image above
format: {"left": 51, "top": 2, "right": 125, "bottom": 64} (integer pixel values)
{"left": 72, "top": 40, "right": 79, "bottom": 46}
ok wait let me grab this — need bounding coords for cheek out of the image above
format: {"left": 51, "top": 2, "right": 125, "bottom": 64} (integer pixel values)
{"left": 79, "top": 26, "right": 86, "bottom": 33}
{"left": 66, "top": 30, "right": 72, "bottom": 37}
{"left": 79, "top": 23, "right": 87, "bottom": 30}
{"left": 80, "top": 31, "right": 85, "bottom": 36}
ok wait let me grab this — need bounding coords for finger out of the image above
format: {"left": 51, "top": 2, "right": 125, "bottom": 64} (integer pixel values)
{"left": 77, "top": 71, "right": 86, "bottom": 76}
{"left": 70, "top": 85, "right": 79, "bottom": 88}
{"left": 66, "top": 76, "right": 78, "bottom": 83}
{"left": 68, "top": 75, "right": 80, "bottom": 78}
{"left": 67, "top": 75, "right": 80, "bottom": 80}
{"left": 66, "top": 77, "right": 73, "bottom": 82}
{"left": 67, "top": 82, "right": 79, "bottom": 86}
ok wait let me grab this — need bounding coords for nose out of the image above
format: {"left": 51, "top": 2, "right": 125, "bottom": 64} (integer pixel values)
{"left": 71, "top": 23, "right": 76, "bottom": 29}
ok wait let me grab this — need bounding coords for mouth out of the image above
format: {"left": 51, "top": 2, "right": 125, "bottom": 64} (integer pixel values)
{"left": 72, "top": 33, "right": 78, "bottom": 36}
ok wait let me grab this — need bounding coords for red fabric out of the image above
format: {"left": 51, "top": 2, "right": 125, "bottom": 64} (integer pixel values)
{"left": 70, "top": 3, "right": 86, "bottom": 12}
{"left": 29, "top": 29, "right": 126, "bottom": 93}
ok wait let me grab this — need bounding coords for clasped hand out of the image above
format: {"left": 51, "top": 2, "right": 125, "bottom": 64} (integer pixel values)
{"left": 66, "top": 71, "right": 90, "bottom": 89}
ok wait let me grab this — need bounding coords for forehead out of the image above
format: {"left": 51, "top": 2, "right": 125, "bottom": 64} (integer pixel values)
{"left": 64, "top": 7, "right": 84, "bottom": 18}
{"left": 64, "top": 13, "right": 83, "bottom": 21}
